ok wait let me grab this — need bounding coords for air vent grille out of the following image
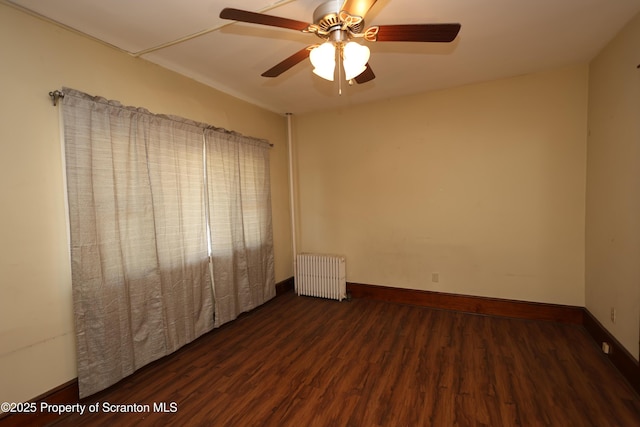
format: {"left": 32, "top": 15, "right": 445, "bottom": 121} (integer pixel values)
{"left": 317, "top": 13, "right": 340, "bottom": 32}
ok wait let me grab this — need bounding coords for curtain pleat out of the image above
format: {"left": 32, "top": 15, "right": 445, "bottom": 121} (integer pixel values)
{"left": 205, "top": 131, "right": 275, "bottom": 327}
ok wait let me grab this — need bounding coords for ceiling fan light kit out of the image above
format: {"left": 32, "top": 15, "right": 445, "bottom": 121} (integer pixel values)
{"left": 310, "top": 42, "right": 337, "bottom": 80}
{"left": 309, "top": 40, "right": 370, "bottom": 82}
{"left": 342, "top": 41, "right": 370, "bottom": 80}
{"left": 219, "top": 0, "right": 461, "bottom": 89}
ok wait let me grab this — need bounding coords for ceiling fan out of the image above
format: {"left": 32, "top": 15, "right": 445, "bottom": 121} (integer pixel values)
{"left": 219, "top": 0, "right": 461, "bottom": 85}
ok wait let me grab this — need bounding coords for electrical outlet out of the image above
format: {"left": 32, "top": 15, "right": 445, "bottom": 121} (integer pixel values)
{"left": 431, "top": 273, "right": 439, "bottom": 283}
{"left": 610, "top": 308, "right": 616, "bottom": 324}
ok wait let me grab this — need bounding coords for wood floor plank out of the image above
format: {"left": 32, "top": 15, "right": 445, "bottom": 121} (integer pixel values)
{"left": 42, "top": 292, "right": 640, "bottom": 427}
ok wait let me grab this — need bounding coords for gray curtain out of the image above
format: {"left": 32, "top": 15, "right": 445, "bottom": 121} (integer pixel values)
{"left": 62, "top": 88, "right": 273, "bottom": 398}
{"left": 206, "top": 131, "right": 275, "bottom": 327}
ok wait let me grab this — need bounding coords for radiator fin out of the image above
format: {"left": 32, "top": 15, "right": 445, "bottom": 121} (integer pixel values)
{"left": 296, "top": 254, "right": 346, "bottom": 301}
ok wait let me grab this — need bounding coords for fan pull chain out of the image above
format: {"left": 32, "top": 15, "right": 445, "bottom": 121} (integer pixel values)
{"left": 338, "top": 44, "right": 343, "bottom": 95}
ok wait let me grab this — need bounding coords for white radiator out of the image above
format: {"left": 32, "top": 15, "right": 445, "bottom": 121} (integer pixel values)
{"left": 296, "top": 253, "right": 346, "bottom": 301}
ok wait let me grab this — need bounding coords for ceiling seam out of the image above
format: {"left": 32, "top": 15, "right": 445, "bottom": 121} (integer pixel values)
{"left": 131, "top": 0, "right": 299, "bottom": 57}
{"left": 2, "top": 0, "right": 298, "bottom": 58}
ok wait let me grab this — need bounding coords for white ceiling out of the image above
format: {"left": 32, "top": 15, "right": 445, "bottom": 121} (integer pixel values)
{"left": 9, "top": 0, "right": 640, "bottom": 114}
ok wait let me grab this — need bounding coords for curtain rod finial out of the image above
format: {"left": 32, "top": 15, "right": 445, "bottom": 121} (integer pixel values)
{"left": 49, "top": 90, "right": 64, "bottom": 106}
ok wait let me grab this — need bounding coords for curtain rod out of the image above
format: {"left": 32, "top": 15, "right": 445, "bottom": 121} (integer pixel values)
{"left": 48, "top": 88, "right": 273, "bottom": 147}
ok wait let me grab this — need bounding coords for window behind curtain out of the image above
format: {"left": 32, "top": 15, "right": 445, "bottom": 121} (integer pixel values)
{"left": 62, "top": 88, "right": 274, "bottom": 398}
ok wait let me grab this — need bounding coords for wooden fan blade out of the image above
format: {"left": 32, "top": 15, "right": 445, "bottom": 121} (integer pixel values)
{"left": 340, "top": 0, "right": 378, "bottom": 19}
{"left": 375, "top": 23, "right": 461, "bottom": 42}
{"left": 220, "top": 8, "right": 310, "bottom": 31}
{"left": 261, "top": 47, "right": 312, "bottom": 78}
{"left": 354, "top": 64, "right": 375, "bottom": 84}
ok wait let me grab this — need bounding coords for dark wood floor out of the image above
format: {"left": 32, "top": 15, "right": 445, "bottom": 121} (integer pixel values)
{"left": 47, "top": 291, "right": 639, "bottom": 426}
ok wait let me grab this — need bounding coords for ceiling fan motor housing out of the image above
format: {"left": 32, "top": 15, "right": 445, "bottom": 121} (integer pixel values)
{"left": 313, "top": 0, "right": 365, "bottom": 35}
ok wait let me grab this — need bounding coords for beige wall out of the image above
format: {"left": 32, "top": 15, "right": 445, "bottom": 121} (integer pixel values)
{"left": 586, "top": 13, "right": 640, "bottom": 361}
{"left": 294, "top": 65, "right": 588, "bottom": 306}
{"left": 0, "top": 4, "right": 292, "bottom": 405}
